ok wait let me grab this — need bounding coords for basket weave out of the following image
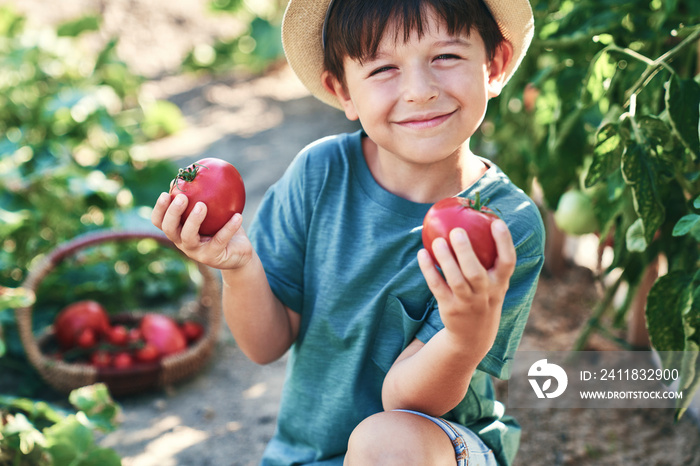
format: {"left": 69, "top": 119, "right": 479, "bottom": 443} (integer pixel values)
{"left": 15, "top": 230, "right": 222, "bottom": 396}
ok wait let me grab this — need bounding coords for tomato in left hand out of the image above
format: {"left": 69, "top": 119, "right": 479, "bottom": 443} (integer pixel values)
{"left": 422, "top": 193, "right": 500, "bottom": 269}
{"left": 169, "top": 157, "right": 246, "bottom": 236}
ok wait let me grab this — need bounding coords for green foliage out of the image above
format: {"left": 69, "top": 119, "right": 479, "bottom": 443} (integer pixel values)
{"left": 181, "top": 0, "right": 285, "bottom": 74}
{"left": 0, "top": 383, "right": 122, "bottom": 465}
{"left": 477, "top": 0, "right": 700, "bottom": 419}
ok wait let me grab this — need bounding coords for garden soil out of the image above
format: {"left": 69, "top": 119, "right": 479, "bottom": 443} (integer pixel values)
{"left": 6, "top": 0, "right": 700, "bottom": 464}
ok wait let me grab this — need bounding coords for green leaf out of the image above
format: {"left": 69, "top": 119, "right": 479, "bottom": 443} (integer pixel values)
{"left": 81, "top": 447, "right": 123, "bottom": 466}
{"left": 625, "top": 217, "right": 647, "bottom": 252}
{"left": 646, "top": 271, "right": 692, "bottom": 352}
{"left": 673, "top": 214, "right": 700, "bottom": 237}
{"left": 621, "top": 140, "right": 666, "bottom": 246}
{"left": 56, "top": 15, "right": 100, "bottom": 37}
{"left": 585, "top": 123, "right": 623, "bottom": 188}
{"left": 44, "top": 416, "right": 95, "bottom": 461}
{"left": 666, "top": 74, "right": 700, "bottom": 159}
{"left": 68, "top": 384, "right": 121, "bottom": 433}
{"left": 582, "top": 48, "right": 617, "bottom": 106}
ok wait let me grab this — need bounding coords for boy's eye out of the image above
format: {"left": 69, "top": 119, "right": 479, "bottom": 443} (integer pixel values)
{"left": 368, "top": 66, "right": 395, "bottom": 77}
{"left": 435, "top": 54, "right": 461, "bottom": 61}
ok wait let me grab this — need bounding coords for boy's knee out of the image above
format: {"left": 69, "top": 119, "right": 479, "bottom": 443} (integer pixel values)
{"left": 345, "top": 411, "right": 454, "bottom": 466}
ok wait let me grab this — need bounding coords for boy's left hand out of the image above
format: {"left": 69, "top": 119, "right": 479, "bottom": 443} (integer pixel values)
{"left": 417, "top": 219, "right": 516, "bottom": 356}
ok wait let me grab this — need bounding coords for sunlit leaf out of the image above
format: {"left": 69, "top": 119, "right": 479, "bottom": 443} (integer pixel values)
{"left": 585, "top": 123, "right": 623, "bottom": 188}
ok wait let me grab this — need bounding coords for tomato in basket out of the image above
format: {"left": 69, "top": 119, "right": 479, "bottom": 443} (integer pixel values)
{"left": 140, "top": 314, "right": 187, "bottom": 356}
{"left": 54, "top": 300, "right": 111, "bottom": 350}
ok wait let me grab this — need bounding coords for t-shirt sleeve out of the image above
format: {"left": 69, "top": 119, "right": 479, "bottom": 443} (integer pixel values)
{"left": 248, "top": 152, "right": 310, "bottom": 314}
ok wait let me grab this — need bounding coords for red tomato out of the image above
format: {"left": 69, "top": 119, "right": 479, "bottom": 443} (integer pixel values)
{"left": 108, "top": 325, "right": 129, "bottom": 346}
{"left": 90, "top": 350, "right": 112, "bottom": 368}
{"left": 112, "top": 352, "right": 134, "bottom": 369}
{"left": 422, "top": 194, "right": 500, "bottom": 270}
{"left": 140, "top": 314, "right": 187, "bottom": 356}
{"left": 180, "top": 321, "right": 204, "bottom": 343}
{"left": 169, "top": 157, "right": 246, "bottom": 236}
{"left": 76, "top": 328, "right": 97, "bottom": 349}
{"left": 135, "top": 343, "right": 160, "bottom": 363}
{"left": 54, "top": 301, "right": 111, "bottom": 350}
{"left": 128, "top": 328, "right": 143, "bottom": 343}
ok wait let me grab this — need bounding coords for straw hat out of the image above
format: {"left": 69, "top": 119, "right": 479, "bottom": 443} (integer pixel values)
{"left": 281, "top": 0, "right": 534, "bottom": 110}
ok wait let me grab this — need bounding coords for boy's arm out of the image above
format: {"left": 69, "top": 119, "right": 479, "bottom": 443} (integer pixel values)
{"left": 381, "top": 220, "right": 516, "bottom": 416}
{"left": 152, "top": 192, "right": 299, "bottom": 364}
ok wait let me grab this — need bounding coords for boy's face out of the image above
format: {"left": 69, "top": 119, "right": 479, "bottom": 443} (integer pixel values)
{"left": 323, "top": 9, "right": 512, "bottom": 167}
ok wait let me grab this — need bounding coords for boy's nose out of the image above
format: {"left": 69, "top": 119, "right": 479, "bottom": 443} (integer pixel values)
{"left": 402, "top": 67, "right": 439, "bottom": 103}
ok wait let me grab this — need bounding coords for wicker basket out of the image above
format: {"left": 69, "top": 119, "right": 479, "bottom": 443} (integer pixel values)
{"left": 14, "top": 230, "right": 222, "bottom": 396}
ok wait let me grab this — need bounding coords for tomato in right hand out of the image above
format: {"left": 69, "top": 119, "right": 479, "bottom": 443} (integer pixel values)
{"left": 422, "top": 193, "right": 500, "bottom": 269}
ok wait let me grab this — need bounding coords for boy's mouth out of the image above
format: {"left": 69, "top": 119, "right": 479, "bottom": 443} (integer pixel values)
{"left": 395, "top": 110, "right": 456, "bottom": 129}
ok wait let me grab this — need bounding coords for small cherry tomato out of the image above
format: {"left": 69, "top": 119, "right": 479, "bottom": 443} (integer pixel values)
{"left": 112, "top": 352, "right": 134, "bottom": 369}
{"left": 128, "top": 328, "right": 143, "bottom": 343}
{"left": 181, "top": 321, "right": 204, "bottom": 343}
{"left": 135, "top": 343, "right": 160, "bottom": 363}
{"left": 108, "top": 325, "right": 129, "bottom": 346}
{"left": 90, "top": 350, "right": 112, "bottom": 368}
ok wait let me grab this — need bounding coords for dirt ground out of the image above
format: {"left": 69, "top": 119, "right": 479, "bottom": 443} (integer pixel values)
{"left": 6, "top": 1, "right": 700, "bottom": 464}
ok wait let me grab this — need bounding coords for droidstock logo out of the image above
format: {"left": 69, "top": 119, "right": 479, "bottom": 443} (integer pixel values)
{"left": 528, "top": 359, "right": 568, "bottom": 399}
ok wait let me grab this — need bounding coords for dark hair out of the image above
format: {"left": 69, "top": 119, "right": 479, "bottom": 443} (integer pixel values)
{"left": 323, "top": 0, "right": 505, "bottom": 84}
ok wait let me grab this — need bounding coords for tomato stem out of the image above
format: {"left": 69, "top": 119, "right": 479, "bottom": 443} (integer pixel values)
{"left": 173, "top": 162, "right": 209, "bottom": 191}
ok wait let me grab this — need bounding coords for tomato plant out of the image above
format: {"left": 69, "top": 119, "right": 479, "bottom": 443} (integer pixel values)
{"left": 422, "top": 193, "right": 499, "bottom": 269}
{"left": 473, "top": 0, "right": 700, "bottom": 420}
{"left": 169, "top": 157, "right": 246, "bottom": 236}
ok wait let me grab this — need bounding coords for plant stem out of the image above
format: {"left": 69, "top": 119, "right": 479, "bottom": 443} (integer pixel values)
{"left": 573, "top": 270, "right": 626, "bottom": 351}
{"left": 623, "top": 27, "right": 700, "bottom": 102}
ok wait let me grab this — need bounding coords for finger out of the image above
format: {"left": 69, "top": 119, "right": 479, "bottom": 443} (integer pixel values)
{"left": 417, "top": 248, "right": 451, "bottom": 301}
{"left": 211, "top": 213, "right": 243, "bottom": 248}
{"left": 449, "top": 228, "right": 488, "bottom": 292}
{"left": 490, "top": 220, "right": 516, "bottom": 280}
{"left": 432, "top": 236, "right": 471, "bottom": 294}
{"left": 180, "top": 201, "right": 207, "bottom": 248}
{"left": 161, "top": 193, "right": 188, "bottom": 240}
{"left": 151, "top": 192, "right": 171, "bottom": 230}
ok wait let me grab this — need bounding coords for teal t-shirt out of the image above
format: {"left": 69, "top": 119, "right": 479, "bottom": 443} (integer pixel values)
{"left": 248, "top": 130, "right": 545, "bottom": 466}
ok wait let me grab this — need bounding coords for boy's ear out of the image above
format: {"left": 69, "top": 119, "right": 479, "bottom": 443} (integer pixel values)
{"left": 321, "top": 70, "right": 359, "bottom": 121}
{"left": 486, "top": 41, "right": 514, "bottom": 99}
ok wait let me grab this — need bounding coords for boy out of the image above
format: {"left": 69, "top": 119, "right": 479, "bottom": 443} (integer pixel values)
{"left": 151, "top": 0, "right": 543, "bottom": 464}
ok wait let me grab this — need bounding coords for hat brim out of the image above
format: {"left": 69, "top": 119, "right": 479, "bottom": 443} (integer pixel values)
{"left": 282, "top": 0, "right": 534, "bottom": 110}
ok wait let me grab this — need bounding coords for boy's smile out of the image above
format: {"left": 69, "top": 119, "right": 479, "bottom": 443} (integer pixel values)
{"left": 323, "top": 8, "right": 511, "bottom": 203}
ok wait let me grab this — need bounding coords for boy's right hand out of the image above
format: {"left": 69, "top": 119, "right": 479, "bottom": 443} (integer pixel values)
{"left": 151, "top": 192, "right": 253, "bottom": 270}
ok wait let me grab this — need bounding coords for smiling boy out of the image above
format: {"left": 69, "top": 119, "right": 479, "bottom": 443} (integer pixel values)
{"left": 151, "top": 0, "right": 543, "bottom": 465}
